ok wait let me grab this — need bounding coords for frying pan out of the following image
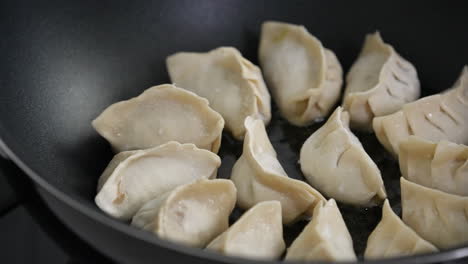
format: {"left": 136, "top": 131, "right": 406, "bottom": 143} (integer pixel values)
{"left": 1, "top": 0, "right": 468, "bottom": 263}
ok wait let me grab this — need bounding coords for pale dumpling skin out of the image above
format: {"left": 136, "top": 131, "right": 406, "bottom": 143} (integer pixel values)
{"left": 364, "top": 200, "right": 438, "bottom": 259}
{"left": 401, "top": 177, "right": 468, "bottom": 249}
{"left": 131, "top": 179, "right": 237, "bottom": 248}
{"left": 259, "top": 21, "right": 343, "bottom": 126}
{"left": 230, "top": 116, "right": 325, "bottom": 224}
{"left": 95, "top": 142, "right": 221, "bottom": 220}
{"left": 285, "top": 199, "right": 357, "bottom": 262}
{"left": 399, "top": 136, "right": 468, "bottom": 196}
{"left": 374, "top": 66, "right": 468, "bottom": 156}
{"left": 166, "top": 47, "right": 271, "bottom": 140}
{"left": 343, "top": 32, "right": 420, "bottom": 131}
{"left": 300, "top": 107, "right": 386, "bottom": 206}
{"left": 206, "top": 201, "right": 285, "bottom": 260}
{"left": 92, "top": 84, "right": 224, "bottom": 153}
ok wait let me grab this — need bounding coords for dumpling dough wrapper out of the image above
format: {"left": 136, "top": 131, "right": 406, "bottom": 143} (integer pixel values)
{"left": 365, "top": 199, "right": 438, "bottom": 259}
{"left": 399, "top": 136, "right": 468, "bottom": 196}
{"left": 285, "top": 199, "right": 357, "bottom": 261}
{"left": 167, "top": 47, "right": 271, "bottom": 140}
{"left": 206, "top": 201, "right": 285, "bottom": 260}
{"left": 374, "top": 66, "right": 468, "bottom": 156}
{"left": 259, "top": 21, "right": 343, "bottom": 126}
{"left": 131, "top": 179, "right": 236, "bottom": 248}
{"left": 95, "top": 142, "right": 221, "bottom": 220}
{"left": 93, "top": 84, "right": 224, "bottom": 153}
{"left": 230, "top": 116, "right": 325, "bottom": 224}
{"left": 401, "top": 177, "right": 468, "bottom": 249}
{"left": 300, "top": 107, "right": 386, "bottom": 206}
{"left": 342, "top": 32, "right": 420, "bottom": 131}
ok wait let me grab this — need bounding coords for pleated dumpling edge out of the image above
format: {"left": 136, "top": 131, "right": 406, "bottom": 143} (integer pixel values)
{"left": 300, "top": 107, "right": 386, "bottom": 206}
{"left": 259, "top": 21, "right": 343, "bottom": 126}
{"left": 231, "top": 116, "right": 326, "bottom": 224}
{"left": 364, "top": 199, "right": 438, "bottom": 259}
{"left": 343, "top": 32, "right": 420, "bottom": 131}
{"left": 92, "top": 84, "right": 225, "bottom": 153}
{"left": 373, "top": 66, "right": 468, "bottom": 156}
{"left": 166, "top": 47, "right": 271, "bottom": 140}
{"left": 95, "top": 141, "right": 221, "bottom": 220}
{"left": 131, "top": 179, "right": 237, "bottom": 248}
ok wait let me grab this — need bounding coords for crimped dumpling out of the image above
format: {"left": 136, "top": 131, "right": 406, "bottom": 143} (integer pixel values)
{"left": 342, "top": 32, "right": 420, "bottom": 131}
{"left": 285, "top": 199, "right": 357, "bottom": 261}
{"left": 166, "top": 47, "right": 271, "bottom": 140}
{"left": 95, "top": 142, "right": 221, "bottom": 220}
{"left": 92, "top": 84, "right": 224, "bottom": 153}
{"left": 259, "top": 21, "right": 343, "bottom": 126}
{"left": 374, "top": 66, "right": 468, "bottom": 156}
{"left": 401, "top": 177, "right": 468, "bottom": 249}
{"left": 300, "top": 107, "right": 386, "bottom": 206}
{"left": 131, "top": 179, "right": 236, "bottom": 248}
{"left": 365, "top": 200, "right": 438, "bottom": 259}
{"left": 206, "top": 201, "right": 285, "bottom": 260}
{"left": 400, "top": 136, "right": 468, "bottom": 196}
{"left": 230, "top": 116, "right": 325, "bottom": 224}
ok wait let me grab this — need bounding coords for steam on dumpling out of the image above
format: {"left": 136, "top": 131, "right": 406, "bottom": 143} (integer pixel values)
{"left": 206, "top": 201, "right": 285, "bottom": 259}
{"left": 166, "top": 47, "right": 271, "bottom": 140}
{"left": 342, "top": 32, "right": 420, "bottom": 131}
{"left": 259, "top": 21, "right": 343, "bottom": 126}
{"left": 399, "top": 136, "right": 468, "bottom": 196}
{"left": 300, "top": 107, "right": 386, "bottom": 206}
{"left": 230, "top": 116, "right": 325, "bottom": 224}
{"left": 401, "top": 177, "right": 468, "bottom": 249}
{"left": 285, "top": 199, "right": 357, "bottom": 261}
{"left": 374, "top": 66, "right": 468, "bottom": 156}
{"left": 364, "top": 199, "right": 438, "bottom": 259}
{"left": 131, "top": 179, "right": 236, "bottom": 248}
{"left": 95, "top": 142, "right": 221, "bottom": 220}
{"left": 92, "top": 84, "right": 224, "bottom": 153}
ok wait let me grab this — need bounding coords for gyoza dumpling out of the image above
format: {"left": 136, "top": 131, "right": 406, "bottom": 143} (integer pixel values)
{"left": 401, "top": 177, "right": 468, "bottom": 249}
{"left": 131, "top": 179, "right": 236, "bottom": 248}
{"left": 343, "top": 32, "right": 420, "bottom": 131}
{"left": 259, "top": 21, "right": 343, "bottom": 126}
{"left": 230, "top": 116, "right": 325, "bottom": 224}
{"left": 206, "top": 201, "right": 285, "bottom": 259}
{"left": 400, "top": 136, "right": 468, "bottom": 196}
{"left": 364, "top": 200, "right": 438, "bottom": 259}
{"left": 300, "top": 107, "right": 386, "bottom": 206}
{"left": 374, "top": 66, "right": 468, "bottom": 156}
{"left": 285, "top": 199, "right": 357, "bottom": 261}
{"left": 92, "top": 84, "right": 224, "bottom": 153}
{"left": 95, "top": 142, "right": 221, "bottom": 220}
{"left": 166, "top": 47, "right": 271, "bottom": 140}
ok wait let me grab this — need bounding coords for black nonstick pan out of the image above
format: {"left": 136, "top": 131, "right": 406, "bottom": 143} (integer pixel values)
{"left": 1, "top": 1, "right": 468, "bottom": 263}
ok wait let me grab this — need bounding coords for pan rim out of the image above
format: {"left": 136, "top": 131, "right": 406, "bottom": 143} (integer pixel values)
{"left": 0, "top": 136, "right": 467, "bottom": 264}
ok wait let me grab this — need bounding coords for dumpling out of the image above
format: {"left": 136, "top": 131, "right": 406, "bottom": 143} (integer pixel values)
{"left": 374, "top": 66, "right": 468, "bottom": 156}
{"left": 401, "top": 177, "right": 468, "bottom": 249}
{"left": 259, "top": 21, "right": 343, "bottom": 126}
{"left": 92, "top": 84, "right": 224, "bottom": 153}
{"left": 230, "top": 116, "right": 325, "bottom": 224}
{"left": 206, "top": 201, "right": 285, "bottom": 259}
{"left": 342, "top": 32, "right": 420, "bottom": 131}
{"left": 95, "top": 142, "right": 221, "bottom": 220}
{"left": 300, "top": 107, "right": 386, "bottom": 206}
{"left": 399, "top": 136, "right": 468, "bottom": 196}
{"left": 166, "top": 47, "right": 271, "bottom": 140}
{"left": 285, "top": 199, "right": 357, "bottom": 261}
{"left": 364, "top": 199, "right": 438, "bottom": 259}
{"left": 131, "top": 179, "right": 236, "bottom": 248}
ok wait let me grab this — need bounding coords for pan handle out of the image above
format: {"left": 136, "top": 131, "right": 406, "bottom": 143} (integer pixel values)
{"left": 0, "top": 150, "right": 19, "bottom": 216}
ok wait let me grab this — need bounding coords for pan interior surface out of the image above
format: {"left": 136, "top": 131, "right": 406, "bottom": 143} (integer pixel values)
{"left": 0, "top": 0, "right": 467, "bottom": 262}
